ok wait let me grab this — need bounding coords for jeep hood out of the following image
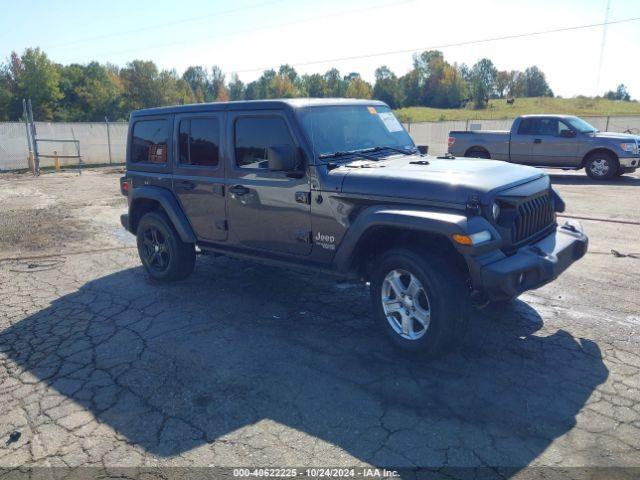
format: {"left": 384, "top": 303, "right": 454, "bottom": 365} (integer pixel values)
{"left": 338, "top": 156, "right": 546, "bottom": 205}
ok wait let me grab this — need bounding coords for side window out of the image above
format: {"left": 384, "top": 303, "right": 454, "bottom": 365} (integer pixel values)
{"left": 558, "top": 121, "right": 572, "bottom": 136}
{"left": 131, "top": 120, "right": 169, "bottom": 164}
{"left": 178, "top": 118, "right": 220, "bottom": 167}
{"left": 517, "top": 118, "right": 534, "bottom": 135}
{"left": 537, "top": 118, "right": 559, "bottom": 136}
{"left": 235, "top": 116, "right": 294, "bottom": 169}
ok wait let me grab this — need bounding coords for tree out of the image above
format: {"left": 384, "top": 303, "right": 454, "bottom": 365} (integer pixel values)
{"left": 373, "top": 66, "right": 401, "bottom": 108}
{"left": 182, "top": 66, "right": 208, "bottom": 102}
{"left": 0, "top": 65, "right": 10, "bottom": 120}
{"left": 523, "top": 66, "right": 552, "bottom": 97}
{"left": 301, "top": 73, "right": 326, "bottom": 97}
{"left": 323, "top": 68, "right": 346, "bottom": 97}
{"left": 8, "top": 48, "right": 62, "bottom": 120}
{"left": 604, "top": 84, "right": 631, "bottom": 101}
{"left": 495, "top": 70, "right": 511, "bottom": 98}
{"left": 58, "top": 62, "right": 124, "bottom": 121}
{"left": 469, "top": 58, "right": 497, "bottom": 108}
{"left": 208, "top": 66, "right": 227, "bottom": 101}
{"left": 228, "top": 73, "right": 245, "bottom": 101}
{"left": 345, "top": 75, "right": 372, "bottom": 99}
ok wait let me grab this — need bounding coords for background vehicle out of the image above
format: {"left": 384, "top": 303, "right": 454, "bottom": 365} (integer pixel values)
{"left": 448, "top": 114, "right": 640, "bottom": 179}
{"left": 120, "top": 99, "right": 587, "bottom": 358}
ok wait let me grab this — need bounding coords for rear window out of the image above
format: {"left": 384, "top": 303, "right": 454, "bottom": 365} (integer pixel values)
{"left": 131, "top": 120, "right": 169, "bottom": 164}
{"left": 178, "top": 118, "right": 220, "bottom": 167}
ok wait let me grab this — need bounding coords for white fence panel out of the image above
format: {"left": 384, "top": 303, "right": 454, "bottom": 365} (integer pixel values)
{"left": 0, "top": 121, "right": 128, "bottom": 171}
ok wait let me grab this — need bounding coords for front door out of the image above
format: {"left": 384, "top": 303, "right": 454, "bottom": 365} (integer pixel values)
{"left": 172, "top": 113, "right": 228, "bottom": 242}
{"left": 528, "top": 117, "right": 580, "bottom": 166}
{"left": 225, "top": 111, "right": 312, "bottom": 256}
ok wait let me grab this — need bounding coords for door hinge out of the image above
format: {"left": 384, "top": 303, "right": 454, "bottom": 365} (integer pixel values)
{"left": 295, "top": 229, "right": 312, "bottom": 243}
{"left": 295, "top": 191, "right": 311, "bottom": 204}
{"left": 215, "top": 219, "right": 228, "bottom": 231}
{"left": 212, "top": 184, "right": 225, "bottom": 196}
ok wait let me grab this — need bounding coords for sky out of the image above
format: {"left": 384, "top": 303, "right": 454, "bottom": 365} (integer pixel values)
{"left": 1, "top": 0, "right": 639, "bottom": 99}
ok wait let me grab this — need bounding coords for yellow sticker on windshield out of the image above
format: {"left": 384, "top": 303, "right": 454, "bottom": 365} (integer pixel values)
{"left": 367, "top": 106, "right": 377, "bottom": 114}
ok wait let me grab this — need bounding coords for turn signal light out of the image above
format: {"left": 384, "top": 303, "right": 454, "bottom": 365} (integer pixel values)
{"left": 453, "top": 231, "right": 492, "bottom": 246}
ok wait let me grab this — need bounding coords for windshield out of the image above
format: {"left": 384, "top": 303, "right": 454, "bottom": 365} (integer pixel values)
{"left": 297, "top": 105, "right": 415, "bottom": 158}
{"left": 565, "top": 116, "right": 597, "bottom": 133}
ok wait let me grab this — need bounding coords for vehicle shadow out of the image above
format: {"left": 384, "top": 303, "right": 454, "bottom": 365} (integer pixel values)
{"left": 1, "top": 257, "right": 608, "bottom": 472}
{"left": 549, "top": 173, "right": 640, "bottom": 186}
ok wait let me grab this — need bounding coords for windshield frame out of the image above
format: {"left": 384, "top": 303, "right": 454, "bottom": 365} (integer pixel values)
{"left": 296, "top": 104, "right": 415, "bottom": 163}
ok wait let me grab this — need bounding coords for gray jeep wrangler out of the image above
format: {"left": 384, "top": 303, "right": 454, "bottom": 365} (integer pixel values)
{"left": 120, "top": 99, "right": 588, "bottom": 357}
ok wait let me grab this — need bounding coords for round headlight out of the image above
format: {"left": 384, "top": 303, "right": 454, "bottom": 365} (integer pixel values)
{"left": 492, "top": 202, "right": 500, "bottom": 221}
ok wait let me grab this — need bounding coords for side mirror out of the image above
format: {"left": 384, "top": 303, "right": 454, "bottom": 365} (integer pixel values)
{"left": 268, "top": 144, "right": 299, "bottom": 172}
{"left": 560, "top": 129, "right": 576, "bottom": 138}
{"left": 417, "top": 145, "right": 429, "bottom": 154}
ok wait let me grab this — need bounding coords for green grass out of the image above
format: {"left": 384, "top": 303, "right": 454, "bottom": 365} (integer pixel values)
{"left": 394, "top": 97, "right": 640, "bottom": 123}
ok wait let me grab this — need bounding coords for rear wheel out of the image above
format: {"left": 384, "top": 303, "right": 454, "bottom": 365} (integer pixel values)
{"left": 370, "top": 248, "right": 469, "bottom": 358}
{"left": 136, "top": 211, "right": 195, "bottom": 281}
{"left": 585, "top": 152, "right": 618, "bottom": 180}
{"left": 466, "top": 148, "right": 490, "bottom": 159}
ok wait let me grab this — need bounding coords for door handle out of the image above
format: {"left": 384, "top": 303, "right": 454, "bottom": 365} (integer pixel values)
{"left": 229, "top": 185, "right": 250, "bottom": 196}
{"left": 179, "top": 180, "right": 195, "bottom": 190}
{"left": 533, "top": 138, "right": 542, "bottom": 144}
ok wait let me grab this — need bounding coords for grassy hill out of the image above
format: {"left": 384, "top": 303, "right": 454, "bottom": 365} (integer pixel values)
{"left": 394, "top": 97, "right": 640, "bottom": 123}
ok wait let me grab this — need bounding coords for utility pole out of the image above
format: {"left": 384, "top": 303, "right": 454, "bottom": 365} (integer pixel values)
{"left": 596, "top": 0, "right": 611, "bottom": 96}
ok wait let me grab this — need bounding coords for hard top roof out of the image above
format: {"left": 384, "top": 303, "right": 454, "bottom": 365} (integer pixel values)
{"left": 131, "top": 98, "right": 388, "bottom": 117}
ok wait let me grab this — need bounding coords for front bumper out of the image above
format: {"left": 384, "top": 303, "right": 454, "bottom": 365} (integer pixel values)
{"left": 480, "top": 220, "right": 588, "bottom": 301}
{"left": 619, "top": 156, "right": 639, "bottom": 172}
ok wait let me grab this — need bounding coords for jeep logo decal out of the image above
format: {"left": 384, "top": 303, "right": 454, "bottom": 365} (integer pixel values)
{"left": 314, "top": 232, "right": 336, "bottom": 250}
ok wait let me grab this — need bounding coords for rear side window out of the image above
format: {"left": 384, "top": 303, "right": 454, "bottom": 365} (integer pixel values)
{"left": 179, "top": 118, "right": 220, "bottom": 167}
{"left": 131, "top": 120, "right": 169, "bottom": 164}
{"left": 235, "top": 116, "right": 294, "bottom": 169}
{"left": 517, "top": 118, "right": 534, "bottom": 135}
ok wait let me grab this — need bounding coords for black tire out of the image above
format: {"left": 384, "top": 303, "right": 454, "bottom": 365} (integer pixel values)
{"left": 136, "top": 211, "right": 195, "bottom": 281}
{"left": 585, "top": 152, "right": 618, "bottom": 180}
{"left": 370, "top": 248, "right": 470, "bottom": 358}
{"left": 466, "top": 148, "right": 490, "bottom": 159}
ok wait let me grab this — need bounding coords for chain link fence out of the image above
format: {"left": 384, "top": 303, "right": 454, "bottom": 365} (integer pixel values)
{"left": 1, "top": 116, "right": 639, "bottom": 171}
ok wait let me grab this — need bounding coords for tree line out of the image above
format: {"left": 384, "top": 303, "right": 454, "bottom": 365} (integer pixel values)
{"left": 1, "top": 47, "right": 558, "bottom": 121}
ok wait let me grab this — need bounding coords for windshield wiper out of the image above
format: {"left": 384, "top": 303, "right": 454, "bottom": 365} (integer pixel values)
{"left": 369, "top": 145, "right": 417, "bottom": 156}
{"left": 319, "top": 146, "right": 417, "bottom": 161}
{"left": 318, "top": 148, "right": 379, "bottom": 161}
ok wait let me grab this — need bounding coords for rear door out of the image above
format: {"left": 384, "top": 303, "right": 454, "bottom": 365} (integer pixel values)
{"left": 172, "top": 112, "right": 228, "bottom": 242}
{"left": 508, "top": 118, "right": 535, "bottom": 163}
{"left": 225, "top": 110, "right": 312, "bottom": 256}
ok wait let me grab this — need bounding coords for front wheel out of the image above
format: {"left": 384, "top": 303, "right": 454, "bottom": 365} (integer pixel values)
{"left": 585, "top": 153, "right": 618, "bottom": 180}
{"left": 136, "top": 211, "right": 195, "bottom": 281}
{"left": 370, "top": 248, "right": 469, "bottom": 357}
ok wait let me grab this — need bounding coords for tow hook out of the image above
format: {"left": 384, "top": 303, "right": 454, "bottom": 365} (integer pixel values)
{"left": 561, "top": 222, "right": 578, "bottom": 233}
{"left": 530, "top": 245, "right": 546, "bottom": 257}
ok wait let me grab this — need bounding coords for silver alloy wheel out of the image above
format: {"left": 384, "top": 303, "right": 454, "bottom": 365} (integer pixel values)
{"left": 381, "top": 269, "right": 431, "bottom": 340}
{"left": 589, "top": 158, "right": 610, "bottom": 177}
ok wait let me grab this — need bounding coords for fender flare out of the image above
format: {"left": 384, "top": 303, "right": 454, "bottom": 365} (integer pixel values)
{"left": 129, "top": 186, "right": 196, "bottom": 243}
{"left": 332, "top": 205, "right": 499, "bottom": 274}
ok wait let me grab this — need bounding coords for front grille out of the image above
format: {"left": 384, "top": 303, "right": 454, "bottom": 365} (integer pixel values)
{"left": 511, "top": 193, "right": 555, "bottom": 243}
